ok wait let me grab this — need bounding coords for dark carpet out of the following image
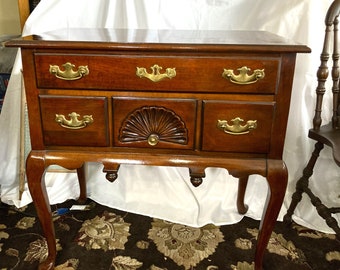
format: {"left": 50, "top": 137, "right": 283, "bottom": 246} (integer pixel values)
{"left": 0, "top": 199, "right": 339, "bottom": 270}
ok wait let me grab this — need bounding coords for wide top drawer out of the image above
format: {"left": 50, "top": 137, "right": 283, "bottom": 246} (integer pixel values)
{"left": 34, "top": 53, "right": 280, "bottom": 94}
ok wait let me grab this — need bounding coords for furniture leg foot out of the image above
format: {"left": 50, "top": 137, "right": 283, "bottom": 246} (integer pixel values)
{"left": 38, "top": 256, "right": 55, "bottom": 270}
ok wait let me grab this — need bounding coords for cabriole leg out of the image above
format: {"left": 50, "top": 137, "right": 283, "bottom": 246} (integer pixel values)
{"left": 254, "top": 159, "right": 288, "bottom": 270}
{"left": 26, "top": 152, "right": 56, "bottom": 270}
{"left": 76, "top": 164, "right": 87, "bottom": 204}
{"left": 237, "top": 175, "right": 249, "bottom": 214}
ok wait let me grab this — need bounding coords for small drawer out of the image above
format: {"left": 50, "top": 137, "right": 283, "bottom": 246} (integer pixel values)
{"left": 202, "top": 100, "right": 275, "bottom": 153}
{"left": 113, "top": 97, "right": 197, "bottom": 149}
{"left": 39, "top": 95, "right": 109, "bottom": 146}
{"left": 34, "top": 53, "right": 279, "bottom": 94}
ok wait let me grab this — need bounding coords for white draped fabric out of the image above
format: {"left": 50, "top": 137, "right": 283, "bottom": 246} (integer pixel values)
{"left": 0, "top": 0, "right": 339, "bottom": 233}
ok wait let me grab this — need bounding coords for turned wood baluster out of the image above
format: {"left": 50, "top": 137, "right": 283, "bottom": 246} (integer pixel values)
{"left": 331, "top": 15, "right": 340, "bottom": 128}
{"left": 305, "top": 184, "right": 340, "bottom": 236}
{"left": 313, "top": 25, "right": 331, "bottom": 130}
{"left": 283, "top": 142, "right": 324, "bottom": 224}
{"left": 284, "top": 141, "right": 340, "bottom": 236}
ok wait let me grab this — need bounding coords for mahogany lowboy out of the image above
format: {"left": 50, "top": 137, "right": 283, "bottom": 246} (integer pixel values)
{"left": 7, "top": 29, "right": 310, "bottom": 270}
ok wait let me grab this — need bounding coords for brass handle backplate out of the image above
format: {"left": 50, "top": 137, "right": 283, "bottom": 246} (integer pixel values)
{"left": 217, "top": 117, "right": 257, "bottom": 135}
{"left": 222, "top": 66, "right": 265, "bottom": 85}
{"left": 136, "top": 64, "right": 176, "bottom": 82}
{"left": 55, "top": 112, "right": 93, "bottom": 129}
{"left": 49, "top": 62, "right": 89, "bottom": 81}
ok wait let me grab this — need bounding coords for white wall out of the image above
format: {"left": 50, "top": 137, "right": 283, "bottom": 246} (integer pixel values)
{"left": 0, "top": 0, "right": 21, "bottom": 36}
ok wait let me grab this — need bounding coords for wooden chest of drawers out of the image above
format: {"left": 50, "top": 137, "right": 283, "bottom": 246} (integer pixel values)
{"left": 7, "top": 29, "right": 310, "bottom": 270}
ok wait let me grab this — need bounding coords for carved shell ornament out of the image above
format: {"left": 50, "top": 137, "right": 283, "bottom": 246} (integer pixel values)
{"left": 119, "top": 106, "right": 188, "bottom": 146}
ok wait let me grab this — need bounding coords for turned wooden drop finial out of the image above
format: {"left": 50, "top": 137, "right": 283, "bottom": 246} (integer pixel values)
{"left": 190, "top": 176, "right": 203, "bottom": 187}
{"left": 103, "top": 164, "right": 120, "bottom": 183}
{"left": 105, "top": 172, "right": 118, "bottom": 182}
{"left": 189, "top": 168, "right": 206, "bottom": 187}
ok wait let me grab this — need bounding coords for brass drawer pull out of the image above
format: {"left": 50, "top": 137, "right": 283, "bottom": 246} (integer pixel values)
{"left": 147, "top": 134, "right": 160, "bottom": 146}
{"left": 55, "top": 112, "right": 93, "bottom": 129}
{"left": 136, "top": 64, "right": 176, "bottom": 82}
{"left": 49, "top": 62, "right": 89, "bottom": 81}
{"left": 222, "top": 66, "right": 265, "bottom": 85}
{"left": 217, "top": 117, "right": 257, "bottom": 135}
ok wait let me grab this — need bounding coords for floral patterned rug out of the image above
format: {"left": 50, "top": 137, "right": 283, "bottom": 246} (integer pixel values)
{"left": 0, "top": 199, "right": 339, "bottom": 270}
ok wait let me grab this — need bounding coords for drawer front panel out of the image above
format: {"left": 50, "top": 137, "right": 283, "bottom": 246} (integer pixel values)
{"left": 113, "top": 97, "right": 197, "bottom": 149}
{"left": 202, "top": 100, "right": 275, "bottom": 153}
{"left": 35, "top": 53, "right": 279, "bottom": 94}
{"left": 39, "top": 95, "right": 109, "bottom": 146}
